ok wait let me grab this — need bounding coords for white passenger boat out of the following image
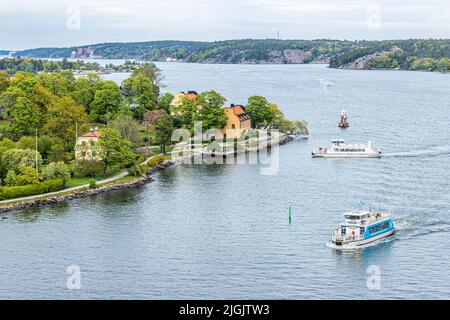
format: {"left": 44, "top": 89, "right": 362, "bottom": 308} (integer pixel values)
{"left": 330, "top": 210, "right": 397, "bottom": 250}
{"left": 312, "top": 139, "right": 381, "bottom": 158}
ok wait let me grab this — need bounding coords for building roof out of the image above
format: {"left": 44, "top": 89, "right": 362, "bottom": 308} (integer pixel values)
{"left": 79, "top": 130, "right": 102, "bottom": 138}
{"left": 225, "top": 104, "right": 251, "bottom": 121}
{"left": 185, "top": 91, "right": 198, "bottom": 100}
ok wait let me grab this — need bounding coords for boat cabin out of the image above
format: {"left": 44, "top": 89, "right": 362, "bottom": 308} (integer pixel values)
{"left": 344, "top": 211, "right": 371, "bottom": 225}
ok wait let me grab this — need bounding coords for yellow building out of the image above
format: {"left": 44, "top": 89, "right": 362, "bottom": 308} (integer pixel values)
{"left": 221, "top": 104, "right": 252, "bottom": 139}
{"left": 74, "top": 129, "right": 102, "bottom": 161}
{"left": 170, "top": 90, "right": 198, "bottom": 110}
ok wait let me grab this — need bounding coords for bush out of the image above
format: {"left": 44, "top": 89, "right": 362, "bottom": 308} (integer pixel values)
{"left": 89, "top": 179, "right": 97, "bottom": 189}
{"left": 15, "top": 165, "right": 39, "bottom": 186}
{"left": 147, "top": 155, "right": 165, "bottom": 168}
{"left": 128, "top": 165, "right": 143, "bottom": 177}
{"left": 0, "top": 179, "right": 64, "bottom": 200}
{"left": 139, "top": 163, "right": 149, "bottom": 174}
{"left": 4, "top": 169, "right": 17, "bottom": 186}
{"left": 42, "top": 161, "right": 71, "bottom": 181}
{"left": 73, "top": 160, "right": 103, "bottom": 178}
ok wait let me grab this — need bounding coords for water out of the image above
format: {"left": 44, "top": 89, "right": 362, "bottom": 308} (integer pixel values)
{"left": 1, "top": 64, "right": 450, "bottom": 299}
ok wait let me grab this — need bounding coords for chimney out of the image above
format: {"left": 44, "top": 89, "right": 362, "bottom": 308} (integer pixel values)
{"left": 89, "top": 127, "right": 94, "bottom": 132}
{"left": 231, "top": 103, "right": 235, "bottom": 107}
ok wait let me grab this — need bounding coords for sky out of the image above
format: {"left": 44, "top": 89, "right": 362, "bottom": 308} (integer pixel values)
{"left": 1, "top": 0, "right": 449, "bottom": 50}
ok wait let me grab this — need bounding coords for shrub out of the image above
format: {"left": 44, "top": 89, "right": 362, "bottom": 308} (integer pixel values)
{"left": 89, "top": 179, "right": 97, "bottom": 189}
{"left": 73, "top": 160, "right": 103, "bottom": 178}
{"left": 147, "top": 155, "right": 165, "bottom": 168}
{"left": 139, "top": 163, "right": 149, "bottom": 174}
{"left": 129, "top": 165, "right": 143, "bottom": 177}
{"left": 15, "top": 165, "right": 39, "bottom": 186}
{"left": 4, "top": 169, "right": 17, "bottom": 186}
{"left": 0, "top": 179, "right": 64, "bottom": 200}
{"left": 42, "top": 161, "right": 71, "bottom": 181}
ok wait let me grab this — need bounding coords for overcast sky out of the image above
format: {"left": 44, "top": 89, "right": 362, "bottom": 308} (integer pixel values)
{"left": 1, "top": 0, "right": 449, "bottom": 50}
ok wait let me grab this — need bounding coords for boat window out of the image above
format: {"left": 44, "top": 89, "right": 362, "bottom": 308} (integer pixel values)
{"left": 369, "top": 222, "right": 389, "bottom": 234}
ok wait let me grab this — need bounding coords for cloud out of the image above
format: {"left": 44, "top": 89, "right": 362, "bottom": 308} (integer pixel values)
{"left": 0, "top": 0, "right": 449, "bottom": 49}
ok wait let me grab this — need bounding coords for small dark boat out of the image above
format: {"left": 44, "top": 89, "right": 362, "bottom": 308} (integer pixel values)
{"left": 339, "top": 110, "right": 349, "bottom": 128}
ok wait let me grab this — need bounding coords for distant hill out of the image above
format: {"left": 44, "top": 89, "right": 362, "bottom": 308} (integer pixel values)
{"left": 5, "top": 39, "right": 450, "bottom": 72}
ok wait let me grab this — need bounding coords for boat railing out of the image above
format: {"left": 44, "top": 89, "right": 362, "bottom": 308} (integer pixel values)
{"left": 333, "top": 233, "right": 364, "bottom": 242}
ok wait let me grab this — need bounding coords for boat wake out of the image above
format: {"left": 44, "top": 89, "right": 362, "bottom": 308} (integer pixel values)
{"left": 383, "top": 146, "right": 450, "bottom": 158}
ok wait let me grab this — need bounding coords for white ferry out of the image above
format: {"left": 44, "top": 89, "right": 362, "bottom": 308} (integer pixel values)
{"left": 330, "top": 210, "right": 396, "bottom": 250}
{"left": 312, "top": 139, "right": 381, "bottom": 158}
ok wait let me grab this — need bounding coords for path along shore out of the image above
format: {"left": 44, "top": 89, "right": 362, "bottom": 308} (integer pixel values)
{"left": 0, "top": 133, "right": 291, "bottom": 214}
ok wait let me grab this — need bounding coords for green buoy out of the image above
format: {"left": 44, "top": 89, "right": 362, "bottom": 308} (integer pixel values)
{"left": 289, "top": 205, "right": 292, "bottom": 224}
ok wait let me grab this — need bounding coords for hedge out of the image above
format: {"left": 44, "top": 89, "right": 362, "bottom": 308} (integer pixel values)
{"left": 0, "top": 179, "right": 65, "bottom": 200}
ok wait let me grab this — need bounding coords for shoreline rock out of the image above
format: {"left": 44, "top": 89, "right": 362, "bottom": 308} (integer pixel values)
{"left": 0, "top": 160, "right": 175, "bottom": 214}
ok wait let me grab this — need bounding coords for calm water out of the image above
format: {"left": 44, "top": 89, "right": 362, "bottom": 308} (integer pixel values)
{"left": 1, "top": 63, "right": 450, "bottom": 299}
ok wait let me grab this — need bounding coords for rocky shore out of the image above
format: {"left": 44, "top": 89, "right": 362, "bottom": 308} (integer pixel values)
{"left": 0, "top": 161, "right": 175, "bottom": 214}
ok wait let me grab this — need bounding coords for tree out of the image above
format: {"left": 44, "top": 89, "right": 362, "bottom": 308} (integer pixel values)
{"left": 158, "top": 92, "right": 174, "bottom": 112}
{"left": 42, "top": 161, "right": 71, "bottom": 181}
{"left": 43, "top": 96, "right": 88, "bottom": 143}
{"left": 48, "top": 143, "right": 66, "bottom": 162}
{"left": 7, "top": 96, "right": 43, "bottom": 137}
{"left": 0, "top": 148, "right": 42, "bottom": 176}
{"left": 72, "top": 73, "right": 102, "bottom": 112}
{"left": 37, "top": 71, "right": 75, "bottom": 96}
{"left": 109, "top": 114, "right": 142, "bottom": 147}
{"left": 17, "top": 136, "right": 35, "bottom": 150}
{"left": 98, "top": 128, "right": 135, "bottom": 176}
{"left": 268, "top": 102, "right": 285, "bottom": 127}
{"left": 171, "top": 95, "right": 198, "bottom": 130}
{"left": 122, "top": 74, "right": 158, "bottom": 120}
{"left": 90, "top": 81, "right": 122, "bottom": 123}
{"left": 0, "top": 138, "right": 16, "bottom": 155}
{"left": 195, "top": 90, "right": 227, "bottom": 130}
{"left": 275, "top": 119, "right": 309, "bottom": 135}
{"left": 246, "top": 96, "right": 275, "bottom": 128}
{"left": 0, "top": 71, "right": 9, "bottom": 93}
{"left": 131, "top": 64, "right": 162, "bottom": 89}
{"left": 155, "top": 114, "right": 174, "bottom": 154}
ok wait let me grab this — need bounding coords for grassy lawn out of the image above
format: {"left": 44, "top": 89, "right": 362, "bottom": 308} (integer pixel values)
{"left": 65, "top": 177, "right": 94, "bottom": 188}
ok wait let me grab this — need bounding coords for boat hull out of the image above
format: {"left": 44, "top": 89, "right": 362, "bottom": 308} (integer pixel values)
{"left": 312, "top": 152, "right": 381, "bottom": 158}
{"left": 330, "top": 228, "right": 396, "bottom": 250}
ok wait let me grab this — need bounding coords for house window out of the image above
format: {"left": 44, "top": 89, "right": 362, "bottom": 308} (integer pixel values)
{"left": 231, "top": 124, "right": 236, "bottom": 129}
{"left": 90, "top": 140, "right": 95, "bottom": 147}
{"left": 81, "top": 141, "right": 86, "bottom": 146}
